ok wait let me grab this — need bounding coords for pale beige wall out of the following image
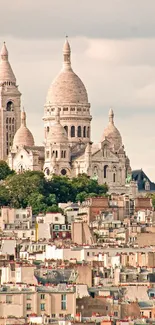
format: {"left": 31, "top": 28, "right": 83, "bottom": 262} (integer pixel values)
{"left": 0, "top": 291, "right": 76, "bottom": 318}
{"left": 21, "top": 266, "right": 38, "bottom": 285}
{"left": 137, "top": 233, "right": 155, "bottom": 247}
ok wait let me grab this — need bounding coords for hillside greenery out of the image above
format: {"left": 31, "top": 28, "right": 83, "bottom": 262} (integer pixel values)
{"left": 0, "top": 163, "right": 108, "bottom": 214}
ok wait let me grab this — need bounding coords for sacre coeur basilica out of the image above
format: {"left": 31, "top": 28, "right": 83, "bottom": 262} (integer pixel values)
{"left": 0, "top": 38, "right": 145, "bottom": 195}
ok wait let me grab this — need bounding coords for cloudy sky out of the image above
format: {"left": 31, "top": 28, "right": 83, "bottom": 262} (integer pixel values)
{"left": 1, "top": 0, "right": 155, "bottom": 179}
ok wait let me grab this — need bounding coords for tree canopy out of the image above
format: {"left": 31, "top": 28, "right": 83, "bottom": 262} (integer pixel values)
{"left": 0, "top": 169, "right": 108, "bottom": 214}
{"left": 0, "top": 161, "right": 14, "bottom": 180}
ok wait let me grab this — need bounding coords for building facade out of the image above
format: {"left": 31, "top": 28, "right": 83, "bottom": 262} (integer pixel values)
{"left": 6, "top": 39, "right": 132, "bottom": 193}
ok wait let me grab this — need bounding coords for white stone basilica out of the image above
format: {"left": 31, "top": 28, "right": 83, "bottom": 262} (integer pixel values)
{"left": 0, "top": 39, "right": 132, "bottom": 194}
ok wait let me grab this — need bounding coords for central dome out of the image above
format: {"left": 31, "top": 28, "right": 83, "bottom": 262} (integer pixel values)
{"left": 46, "top": 39, "right": 88, "bottom": 105}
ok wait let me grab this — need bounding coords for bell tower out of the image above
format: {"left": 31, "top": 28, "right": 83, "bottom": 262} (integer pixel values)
{"left": 0, "top": 42, "right": 21, "bottom": 159}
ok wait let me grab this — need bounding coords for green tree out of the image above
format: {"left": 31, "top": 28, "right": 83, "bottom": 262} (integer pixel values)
{"left": 46, "top": 205, "right": 63, "bottom": 213}
{"left": 28, "top": 193, "right": 47, "bottom": 215}
{"left": 0, "top": 185, "right": 11, "bottom": 206}
{"left": 76, "top": 191, "right": 88, "bottom": 203}
{"left": 0, "top": 161, "right": 14, "bottom": 180}
{"left": 6, "top": 171, "right": 45, "bottom": 208}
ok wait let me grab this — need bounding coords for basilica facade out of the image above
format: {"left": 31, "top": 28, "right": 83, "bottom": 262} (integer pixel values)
{"left": 0, "top": 39, "right": 132, "bottom": 194}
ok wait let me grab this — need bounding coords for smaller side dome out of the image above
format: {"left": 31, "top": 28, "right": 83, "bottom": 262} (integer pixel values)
{"left": 13, "top": 109, "right": 35, "bottom": 148}
{"left": 101, "top": 108, "right": 122, "bottom": 151}
{"left": 47, "top": 107, "right": 68, "bottom": 144}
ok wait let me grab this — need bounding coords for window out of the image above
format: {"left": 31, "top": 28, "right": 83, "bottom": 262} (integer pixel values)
{"left": 46, "top": 168, "right": 50, "bottom": 176}
{"left": 26, "top": 294, "right": 31, "bottom": 300}
{"left": 61, "top": 294, "right": 67, "bottom": 310}
{"left": 61, "top": 169, "right": 67, "bottom": 176}
{"left": 114, "top": 311, "right": 118, "bottom": 317}
{"left": 40, "top": 303, "right": 45, "bottom": 311}
{"left": 41, "top": 294, "right": 45, "bottom": 300}
{"left": 26, "top": 303, "right": 31, "bottom": 310}
{"left": 64, "top": 151, "right": 66, "bottom": 158}
{"left": 46, "top": 151, "right": 49, "bottom": 159}
{"left": 47, "top": 126, "right": 49, "bottom": 132}
{"left": 104, "top": 165, "right": 108, "bottom": 178}
{"left": 71, "top": 126, "right": 75, "bottom": 137}
{"left": 61, "top": 151, "right": 63, "bottom": 158}
{"left": 64, "top": 126, "right": 68, "bottom": 135}
{"left": 113, "top": 173, "right": 116, "bottom": 183}
{"left": 77, "top": 126, "right": 81, "bottom": 137}
{"left": 54, "top": 225, "right": 60, "bottom": 230}
{"left": 55, "top": 217, "right": 58, "bottom": 221}
{"left": 56, "top": 150, "right": 58, "bottom": 158}
{"left": 51, "top": 314, "right": 55, "bottom": 318}
{"left": 62, "top": 225, "right": 66, "bottom": 230}
{"left": 6, "top": 101, "right": 14, "bottom": 111}
{"left": 59, "top": 314, "right": 63, "bottom": 318}
{"left": 16, "top": 214, "right": 19, "bottom": 219}
{"left": 83, "top": 126, "right": 86, "bottom": 138}
{"left": 87, "top": 252, "right": 90, "bottom": 256}
{"left": 6, "top": 295, "right": 12, "bottom": 304}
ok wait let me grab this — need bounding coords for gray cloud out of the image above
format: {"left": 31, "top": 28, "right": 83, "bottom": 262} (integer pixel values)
{"left": 0, "top": 1, "right": 155, "bottom": 180}
{"left": 1, "top": 0, "right": 155, "bottom": 39}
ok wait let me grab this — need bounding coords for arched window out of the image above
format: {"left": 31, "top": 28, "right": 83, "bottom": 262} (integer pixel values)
{"left": 64, "top": 126, "right": 68, "bottom": 135}
{"left": 77, "top": 126, "right": 81, "bottom": 137}
{"left": 71, "top": 126, "right": 75, "bottom": 137}
{"left": 83, "top": 126, "right": 86, "bottom": 138}
{"left": 87, "top": 127, "right": 90, "bottom": 138}
{"left": 113, "top": 173, "right": 116, "bottom": 183}
{"left": 6, "top": 101, "right": 14, "bottom": 111}
{"left": 104, "top": 165, "right": 108, "bottom": 178}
